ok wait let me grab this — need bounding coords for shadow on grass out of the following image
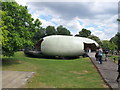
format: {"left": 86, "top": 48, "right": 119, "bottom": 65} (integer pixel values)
{"left": 24, "top": 53, "right": 83, "bottom": 60}
{"left": 25, "top": 55, "right": 81, "bottom": 60}
{"left": 2, "top": 58, "right": 20, "bottom": 66}
{"left": 24, "top": 50, "right": 87, "bottom": 60}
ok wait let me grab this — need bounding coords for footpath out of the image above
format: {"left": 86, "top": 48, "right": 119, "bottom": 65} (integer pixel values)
{"left": 88, "top": 52, "right": 119, "bottom": 89}
{"left": 1, "top": 71, "right": 35, "bottom": 88}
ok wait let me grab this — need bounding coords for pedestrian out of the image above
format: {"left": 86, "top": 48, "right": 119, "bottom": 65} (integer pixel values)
{"left": 116, "top": 59, "right": 120, "bottom": 82}
{"left": 88, "top": 48, "right": 91, "bottom": 53}
{"left": 97, "top": 47, "right": 103, "bottom": 64}
{"left": 113, "top": 57, "right": 116, "bottom": 62}
{"left": 95, "top": 47, "right": 99, "bottom": 61}
{"left": 86, "top": 47, "right": 89, "bottom": 53}
{"left": 105, "top": 50, "right": 108, "bottom": 61}
{"left": 102, "top": 52, "right": 106, "bottom": 61}
{"left": 112, "top": 51, "right": 114, "bottom": 55}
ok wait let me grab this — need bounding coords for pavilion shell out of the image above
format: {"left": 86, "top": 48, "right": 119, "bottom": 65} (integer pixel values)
{"left": 41, "top": 35, "right": 99, "bottom": 57}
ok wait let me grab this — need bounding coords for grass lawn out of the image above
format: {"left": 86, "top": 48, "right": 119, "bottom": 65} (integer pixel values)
{"left": 2, "top": 51, "right": 108, "bottom": 88}
{"left": 108, "top": 55, "right": 120, "bottom": 64}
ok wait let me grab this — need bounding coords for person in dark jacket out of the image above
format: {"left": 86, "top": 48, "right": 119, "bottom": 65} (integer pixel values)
{"left": 95, "top": 48, "right": 99, "bottom": 61}
{"left": 95, "top": 47, "right": 103, "bottom": 64}
{"left": 105, "top": 50, "right": 108, "bottom": 61}
{"left": 116, "top": 58, "right": 120, "bottom": 82}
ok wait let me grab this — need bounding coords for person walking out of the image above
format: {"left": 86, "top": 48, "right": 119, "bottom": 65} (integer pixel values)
{"left": 95, "top": 47, "right": 99, "bottom": 61}
{"left": 105, "top": 50, "right": 108, "bottom": 61}
{"left": 97, "top": 47, "right": 103, "bottom": 64}
{"left": 116, "top": 58, "right": 120, "bottom": 82}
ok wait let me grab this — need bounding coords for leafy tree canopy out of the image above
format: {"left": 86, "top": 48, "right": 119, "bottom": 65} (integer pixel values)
{"left": 32, "top": 18, "right": 45, "bottom": 44}
{"left": 33, "top": 27, "right": 46, "bottom": 44}
{"left": 79, "top": 28, "right": 91, "bottom": 37}
{"left": 110, "top": 32, "right": 120, "bottom": 50}
{"left": 88, "top": 35, "right": 102, "bottom": 46}
{"left": 56, "top": 25, "right": 71, "bottom": 35}
{"left": 101, "top": 40, "right": 118, "bottom": 51}
{"left": 1, "top": 2, "right": 40, "bottom": 56}
{"left": 117, "top": 19, "right": 120, "bottom": 21}
{"left": 116, "top": 32, "right": 120, "bottom": 50}
{"left": 46, "top": 26, "right": 56, "bottom": 36}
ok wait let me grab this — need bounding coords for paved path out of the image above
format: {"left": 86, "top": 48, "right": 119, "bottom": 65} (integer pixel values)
{"left": 1, "top": 71, "right": 35, "bottom": 88}
{"left": 88, "top": 52, "right": 120, "bottom": 89}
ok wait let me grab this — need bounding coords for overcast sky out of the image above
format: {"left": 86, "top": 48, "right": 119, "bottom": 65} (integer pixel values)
{"left": 16, "top": 0, "right": 119, "bottom": 40}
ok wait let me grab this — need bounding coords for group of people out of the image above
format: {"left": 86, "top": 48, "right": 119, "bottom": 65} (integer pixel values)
{"left": 95, "top": 47, "right": 120, "bottom": 82}
{"left": 95, "top": 47, "right": 108, "bottom": 64}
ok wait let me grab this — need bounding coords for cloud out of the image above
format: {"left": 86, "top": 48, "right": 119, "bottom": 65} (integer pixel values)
{"left": 15, "top": 0, "right": 27, "bottom": 6}
{"left": 28, "top": 2, "right": 117, "bottom": 20}
{"left": 16, "top": 1, "right": 118, "bottom": 40}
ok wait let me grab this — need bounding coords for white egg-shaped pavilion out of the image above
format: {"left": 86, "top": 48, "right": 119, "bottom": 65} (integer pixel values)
{"left": 37, "top": 35, "right": 99, "bottom": 57}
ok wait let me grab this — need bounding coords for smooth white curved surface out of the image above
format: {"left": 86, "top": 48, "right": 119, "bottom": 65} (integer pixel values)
{"left": 41, "top": 35, "right": 99, "bottom": 57}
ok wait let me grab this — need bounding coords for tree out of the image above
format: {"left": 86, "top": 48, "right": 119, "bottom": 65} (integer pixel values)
{"left": 32, "top": 19, "right": 45, "bottom": 44}
{"left": 56, "top": 25, "right": 71, "bottom": 35}
{"left": 46, "top": 26, "right": 56, "bottom": 36}
{"left": 116, "top": 19, "right": 120, "bottom": 50}
{"left": 1, "top": 2, "right": 39, "bottom": 56}
{"left": 78, "top": 28, "right": 91, "bottom": 37}
{"left": 117, "top": 19, "right": 120, "bottom": 21}
{"left": 34, "top": 18, "right": 42, "bottom": 29}
{"left": 110, "top": 32, "right": 120, "bottom": 50}
{"left": 101, "top": 40, "right": 118, "bottom": 51}
{"left": 116, "top": 32, "right": 120, "bottom": 50}
{"left": 33, "top": 27, "right": 46, "bottom": 44}
{"left": 88, "top": 35, "right": 102, "bottom": 46}
{"left": 110, "top": 35, "right": 118, "bottom": 45}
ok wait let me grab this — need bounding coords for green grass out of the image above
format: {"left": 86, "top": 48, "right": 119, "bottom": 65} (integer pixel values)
{"left": 2, "top": 52, "right": 107, "bottom": 88}
{"left": 108, "top": 55, "right": 120, "bottom": 64}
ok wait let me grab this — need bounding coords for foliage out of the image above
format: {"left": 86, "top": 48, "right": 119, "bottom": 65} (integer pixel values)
{"left": 33, "top": 27, "right": 46, "bottom": 44}
{"left": 56, "top": 25, "right": 71, "bottom": 35}
{"left": 34, "top": 18, "right": 42, "bottom": 28}
{"left": 109, "top": 55, "right": 120, "bottom": 64}
{"left": 1, "top": 2, "right": 39, "bottom": 56}
{"left": 116, "top": 32, "right": 120, "bottom": 50}
{"left": 88, "top": 35, "right": 102, "bottom": 46}
{"left": 116, "top": 19, "right": 120, "bottom": 50}
{"left": 75, "top": 29, "right": 101, "bottom": 45}
{"left": 117, "top": 19, "right": 120, "bottom": 21}
{"left": 110, "top": 32, "right": 120, "bottom": 50}
{"left": 46, "top": 26, "right": 56, "bottom": 36}
{"left": 110, "top": 35, "right": 118, "bottom": 45}
{"left": 101, "top": 40, "right": 118, "bottom": 50}
{"left": 32, "top": 19, "right": 45, "bottom": 43}
{"left": 78, "top": 28, "right": 91, "bottom": 37}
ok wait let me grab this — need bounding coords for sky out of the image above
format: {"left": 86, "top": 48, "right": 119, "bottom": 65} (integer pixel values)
{"left": 15, "top": 0, "right": 119, "bottom": 40}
